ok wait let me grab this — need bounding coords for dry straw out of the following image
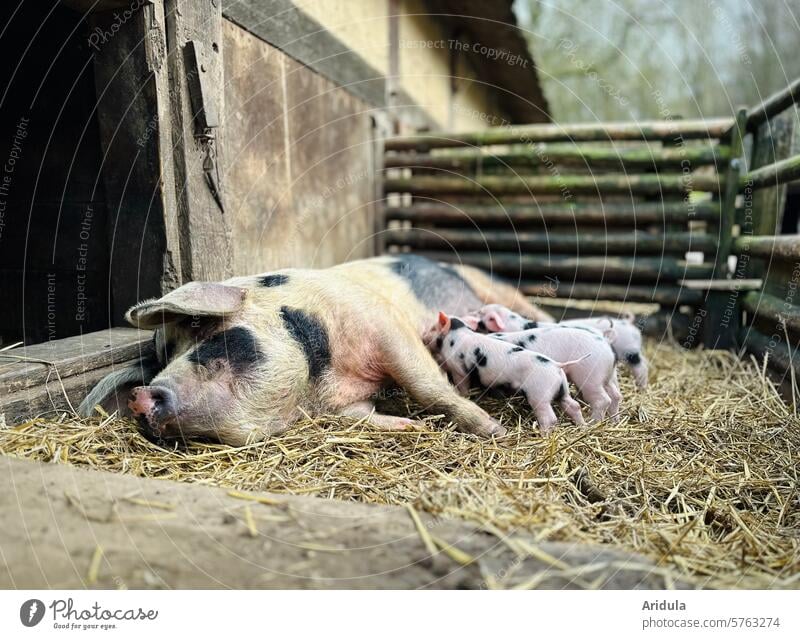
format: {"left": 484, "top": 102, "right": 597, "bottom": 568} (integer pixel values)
{"left": 1, "top": 342, "right": 798, "bottom": 589}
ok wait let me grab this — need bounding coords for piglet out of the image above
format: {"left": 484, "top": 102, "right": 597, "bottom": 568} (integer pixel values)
{"left": 490, "top": 325, "right": 622, "bottom": 421}
{"left": 461, "top": 303, "right": 538, "bottom": 333}
{"left": 424, "top": 312, "right": 585, "bottom": 435}
{"left": 464, "top": 304, "right": 649, "bottom": 389}
{"left": 558, "top": 313, "right": 648, "bottom": 388}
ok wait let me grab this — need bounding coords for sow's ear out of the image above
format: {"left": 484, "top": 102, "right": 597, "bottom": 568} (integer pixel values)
{"left": 126, "top": 282, "right": 249, "bottom": 328}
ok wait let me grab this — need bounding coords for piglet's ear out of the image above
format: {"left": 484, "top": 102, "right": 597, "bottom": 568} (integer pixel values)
{"left": 437, "top": 311, "right": 451, "bottom": 331}
{"left": 603, "top": 327, "right": 618, "bottom": 344}
{"left": 460, "top": 315, "right": 479, "bottom": 330}
{"left": 485, "top": 311, "right": 506, "bottom": 332}
{"left": 126, "top": 282, "right": 249, "bottom": 329}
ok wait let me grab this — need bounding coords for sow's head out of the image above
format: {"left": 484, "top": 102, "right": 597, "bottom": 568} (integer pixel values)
{"left": 112, "top": 281, "right": 324, "bottom": 446}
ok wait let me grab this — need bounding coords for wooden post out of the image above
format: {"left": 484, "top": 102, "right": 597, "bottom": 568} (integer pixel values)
{"left": 703, "top": 108, "right": 747, "bottom": 348}
{"left": 387, "top": 0, "right": 400, "bottom": 135}
{"left": 91, "top": 0, "right": 182, "bottom": 324}
{"left": 372, "top": 111, "right": 392, "bottom": 256}
{"left": 164, "top": 0, "right": 232, "bottom": 282}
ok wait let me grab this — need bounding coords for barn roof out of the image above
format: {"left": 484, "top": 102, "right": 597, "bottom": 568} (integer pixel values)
{"left": 422, "top": 0, "right": 550, "bottom": 123}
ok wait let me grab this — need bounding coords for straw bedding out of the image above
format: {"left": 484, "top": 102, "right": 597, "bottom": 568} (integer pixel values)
{"left": 1, "top": 340, "right": 798, "bottom": 589}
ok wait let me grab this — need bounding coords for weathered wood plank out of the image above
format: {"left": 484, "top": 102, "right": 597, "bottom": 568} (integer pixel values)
{"left": 520, "top": 282, "right": 703, "bottom": 305}
{"left": 417, "top": 251, "right": 714, "bottom": 282}
{"left": 746, "top": 77, "right": 800, "bottom": 131}
{"left": 383, "top": 173, "right": 721, "bottom": 196}
{"left": 741, "top": 290, "right": 800, "bottom": 334}
{"left": 384, "top": 117, "right": 735, "bottom": 151}
{"left": 0, "top": 328, "right": 152, "bottom": 395}
{"left": 221, "top": 0, "right": 386, "bottom": 110}
{"left": 0, "top": 361, "right": 135, "bottom": 424}
{"left": 384, "top": 144, "right": 730, "bottom": 171}
{"left": 385, "top": 228, "right": 715, "bottom": 254}
{"left": 740, "top": 152, "right": 800, "bottom": 191}
{"left": 678, "top": 278, "right": 762, "bottom": 291}
{"left": 733, "top": 234, "right": 800, "bottom": 260}
{"left": 165, "top": 0, "right": 232, "bottom": 281}
{"left": 384, "top": 200, "right": 720, "bottom": 226}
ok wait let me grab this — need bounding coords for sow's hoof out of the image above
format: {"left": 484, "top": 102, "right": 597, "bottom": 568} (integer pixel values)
{"left": 470, "top": 416, "right": 506, "bottom": 438}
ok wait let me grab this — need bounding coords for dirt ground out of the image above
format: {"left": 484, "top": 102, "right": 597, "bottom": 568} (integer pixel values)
{"left": 0, "top": 456, "right": 678, "bottom": 589}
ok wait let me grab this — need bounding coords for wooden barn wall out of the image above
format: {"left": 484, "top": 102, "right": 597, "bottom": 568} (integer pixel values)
{"left": 222, "top": 19, "right": 376, "bottom": 273}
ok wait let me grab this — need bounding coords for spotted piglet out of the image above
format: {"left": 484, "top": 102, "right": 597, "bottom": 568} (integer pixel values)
{"left": 490, "top": 325, "right": 622, "bottom": 421}
{"left": 461, "top": 303, "right": 538, "bottom": 333}
{"left": 559, "top": 314, "right": 648, "bottom": 388}
{"left": 424, "top": 312, "right": 586, "bottom": 435}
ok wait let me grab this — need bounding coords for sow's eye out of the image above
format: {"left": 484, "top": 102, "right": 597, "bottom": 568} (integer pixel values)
{"left": 186, "top": 326, "right": 265, "bottom": 374}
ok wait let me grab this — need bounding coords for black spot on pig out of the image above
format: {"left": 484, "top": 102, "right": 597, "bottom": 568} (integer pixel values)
{"left": 517, "top": 340, "right": 526, "bottom": 348}
{"left": 477, "top": 320, "right": 487, "bottom": 332}
{"left": 449, "top": 339, "right": 455, "bottom": 347}
{"left": 552, "top": 383, "right": 567, "bottom": 403}
{"left": 259, "top": 273, "right": 289, "bottom": 287}
{"left": 435, "top": 336, "right": 443, "bottom": 350}
{"left": 528, "top": 334, "right": 537, "bottom": 343}
{"left": 140, "top": 353, "right": 164, "bottom": 382}
{"left": 458, "top": 352, "right": 465, "bottom": 360}
{"left": 152, "top": 332, "right": 175, "bottom": 366}
{"left": 389, "top": 254, "right": 480, "bottom": 310}
{"left": 188, "top": 326, "right": 265, "bottom": 374}
{"left": 625, "top": 352, "right": 642, "bottom": 365}
{"left": 508, "top": 346, "right": 524, "bottom": 354}
{"left": 536, "top": 355, "right": 551, "bottom": 364}
{"left": 523, "top": 321, "right": 537, "bottom": 330}
{"left": 474, "top": 348, "right": 488, "bottom": 367}
{"left": 280, "top": 306, "right": 331, "bottom": 379}
{"left": 449, "top": 317, "right": 468, "bottom": 331}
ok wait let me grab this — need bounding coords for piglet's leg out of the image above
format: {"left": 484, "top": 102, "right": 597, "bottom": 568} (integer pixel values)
{"left": 522, "top": 387, "right": 558, "bottom": 434}
{"left": 381, "top": 330, "right": 505, "bottom": 437}
{"left": 531, "top": 402, "right": 558, "bottom": 436}
{"left": 581, "top": 386, "right": 612, "bottom": 422}
{"left": 341, "top": 401, "right": 421, "bottom": 431}
{"left": 605, "top": 371, "right": 623, "bottom": 422}
{"left": 560, "top": 394, "right": 586, "bottom": 426}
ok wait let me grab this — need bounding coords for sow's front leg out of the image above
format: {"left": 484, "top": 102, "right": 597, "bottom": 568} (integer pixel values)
{"left": 381, "top": 325, "right": 506, "bottom": 437}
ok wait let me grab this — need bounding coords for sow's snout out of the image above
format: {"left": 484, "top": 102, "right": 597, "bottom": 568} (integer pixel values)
{"left": 128, "top": 385, "right": 178, "bottom": 438}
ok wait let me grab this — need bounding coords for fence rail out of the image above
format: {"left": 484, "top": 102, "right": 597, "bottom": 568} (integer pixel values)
{"left": 384, "top": 117, "right": 735, "bottom": 151}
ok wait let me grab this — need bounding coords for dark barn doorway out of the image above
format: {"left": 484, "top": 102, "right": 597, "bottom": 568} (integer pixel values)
{"left": 0, "top": 2, "right": 110, "bottom": 345}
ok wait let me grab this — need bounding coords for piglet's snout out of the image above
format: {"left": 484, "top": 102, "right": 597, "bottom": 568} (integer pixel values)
{"left": 128, "top": 385, "right": 178, "bottom": 432}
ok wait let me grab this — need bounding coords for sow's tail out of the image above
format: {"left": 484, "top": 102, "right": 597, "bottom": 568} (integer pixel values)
{"left": 450, "top": 263, "right": 555, "bottom": 322}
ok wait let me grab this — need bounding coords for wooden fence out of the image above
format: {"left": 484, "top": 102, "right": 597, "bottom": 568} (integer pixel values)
{"left": 735, "top": 79, "right": 800, "bottom": 386}
{"left": 381, "top": 117, "right": 738, "bottom": 338}
{"left": 381, "top": 78, "right": 800, "bottom": 386}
